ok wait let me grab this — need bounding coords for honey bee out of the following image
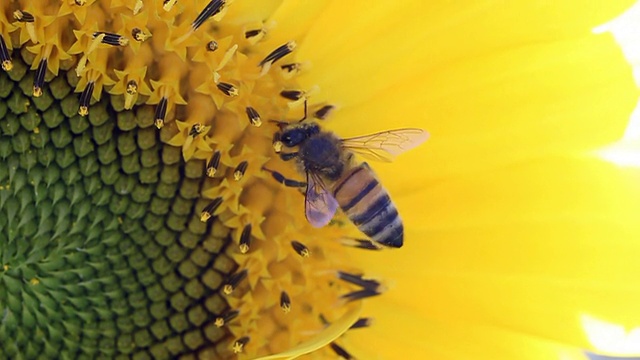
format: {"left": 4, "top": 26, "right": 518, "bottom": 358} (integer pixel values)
{"left": 264, "top": 121, "right": 428, "bottom": 248}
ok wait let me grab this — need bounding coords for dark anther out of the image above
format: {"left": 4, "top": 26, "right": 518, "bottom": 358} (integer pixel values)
{"left": 245, "top": 106, "right": 262, "bottom": 127}
{"left": 217, "top": 82, "right": 238, "bottom": 96}
{"left": 93, "top": 32, "right": 129, "bottom": 46}
{"left": 245, "top": 29, "right": 262, "bottom": 39}
{"left": 0, "top": 36, "right": 12, "bottom": 72}
{"left": 223, "top": 269, "right": 248, "bottom": 295}
{"left": 192, "top": 0, "right": 226, "bottom": 31}
{"left": 33, "top": 58, "right": 47, "bottom": 97}
{"left": 154, "top": 97, "right": 168, "bottom": 129}
{"left": 131, "top": 28, "right": 150, "bottom": 42}
{"left": 132, "top": 28, "right": 142, "bottom": 41}
{"left": 338, "top": 271, "right": 381, "bottom": 291}
{"left": 13, "top": 10, "right": 35, "bottom": 23}
{"left": 280, "top": 291, "right": 291, "bottom": 313}
{"left": 206, "top": 40, "right": 218, "bottom": 52}
{"left": 214, "top": 309, "right": 239, "bottom": 327}
{"left": 189, "top": 123, "right": 205, "bottom": 137}
{"left": 280, "top": 89, "right": 303, "bottom": 101}
{"left": 259, "top": 41, "right": 296, "bottom": 67}
{"left": 341, "top": 288, "right": 381, "bottom": 302}
{"left": 350, "top": 317, "right": 373, "bottom": 329}
{"left": 290, "top": 241, "right": 310, "bottom": 257}
{"left": 330, "top": 343, "right": 354, "bottom": 360}
{"left": 206, "top": 151, "right": 221, "bottom": 177}
{"left": 163, "top": 0, "right": 177, "bottom": 10}
{"left": 232, "top": 336, "right": 250, "bottom": 353}
{"left": 314, "top": 105, "right": 335, "bottom": 120}
{"left": 233, "top": 161, "right": 248, "bottom": 181}
{"left": 78, "top": 81, "right": 95, "bottom": 117}
{"left": 319, "top": 314, "right": 330, "bottom": 325}
{"left": 126, "top": 80, "right": 138, "bottom": 95}
{"left": 239, "top": 224, "right": 251, "bottom": 254}
{"left": 200, "top": 197, "right": 223, "bottom": 222}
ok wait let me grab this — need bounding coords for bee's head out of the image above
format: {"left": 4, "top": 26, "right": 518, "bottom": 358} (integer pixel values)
{"left": 279, "top": 122, "right": 320, "bottom": 148}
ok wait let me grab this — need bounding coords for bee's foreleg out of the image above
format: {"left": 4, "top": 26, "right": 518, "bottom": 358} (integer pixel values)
{"left": 279, "top": 152, "right": 298, "bottom": 161}
{"left": 262, "top": 167, "right": 306, "bottom": 188}
{"left": 269, "top": 120, "right": 290, "bottom": 129}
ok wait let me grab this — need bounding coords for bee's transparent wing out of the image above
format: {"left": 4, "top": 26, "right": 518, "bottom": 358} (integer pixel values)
{"left": 341, "top": 128, "right": 429, "bottom": 162}
{"left": 305, "top": 172, "right": 339, "bottom": 228}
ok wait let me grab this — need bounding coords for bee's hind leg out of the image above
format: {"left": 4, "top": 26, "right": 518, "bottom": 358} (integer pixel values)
{"left": 262, "top": 167, "right": 307, "bottom": 188}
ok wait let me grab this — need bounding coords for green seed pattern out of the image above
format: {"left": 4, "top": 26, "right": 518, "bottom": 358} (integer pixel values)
{"left": 0, "top": 52, "right": 235, "bottom": 359}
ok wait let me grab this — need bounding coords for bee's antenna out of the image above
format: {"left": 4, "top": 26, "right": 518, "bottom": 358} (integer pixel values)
{"left": 297, "top": 98, "right": 308, "bottom": 123}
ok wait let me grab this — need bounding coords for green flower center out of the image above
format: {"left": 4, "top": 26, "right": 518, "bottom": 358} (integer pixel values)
{"left": 0, "top": 53, "right": 234, "bottom": 359}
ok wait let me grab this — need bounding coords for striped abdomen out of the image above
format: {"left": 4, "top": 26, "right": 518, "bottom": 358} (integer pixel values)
{"left": 332, "top": 163, "right": 403, "bottom": 248}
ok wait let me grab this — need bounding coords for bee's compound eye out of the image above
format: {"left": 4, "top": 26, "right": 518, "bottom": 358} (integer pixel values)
{"left": 281, "top": 130, "right": 305, "bottom": 147}
{"left": 281, "top": 133, "right": 293, "bottom": 146}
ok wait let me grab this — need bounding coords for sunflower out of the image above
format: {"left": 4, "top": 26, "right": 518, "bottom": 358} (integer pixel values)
{"left": 0, "top": 1, "right": 639, "bottom": 359}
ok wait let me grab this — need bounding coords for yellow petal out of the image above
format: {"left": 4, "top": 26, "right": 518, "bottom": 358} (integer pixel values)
{"left": 349, "top": 299, "right": 593, "bottom": 360}
{"left": 260, "top": 1, "right": 331, "bottom": 48}
{"left": 298, "top": 1, "right": 635, "bottom": 97}
{"left": 224, "top": 0, "right": 283, "bottom": 25}
{"left": 351, "top": 156, "right": 640, "bottom": 356}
